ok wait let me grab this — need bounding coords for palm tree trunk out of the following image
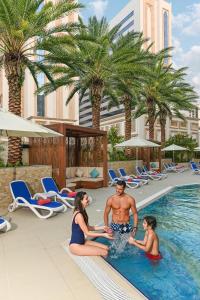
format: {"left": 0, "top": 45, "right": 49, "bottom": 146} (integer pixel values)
{"left": 91, "top": 82, "right": 103, "bottom": 130}
{"left": 122, "top": 94, "right": 132, "bottom": 140}
{"left": 91, "top": 82, "right": 103, "bottom": 163}
{"left": 160, "top": 118, "right": 166, "bottom": 147}
{"left": 147, "top": 97, "right": 155, "bottom": 141}
{"left": 5, "top": 60, "right": 22, "bottom": 165}
{"left": 122, "top": 94, "right": 132, "bottom": 157}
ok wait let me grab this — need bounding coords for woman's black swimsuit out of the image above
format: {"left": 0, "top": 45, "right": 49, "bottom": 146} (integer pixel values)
{"left": 69, "top": 212, "right": 85, "bottom": 245}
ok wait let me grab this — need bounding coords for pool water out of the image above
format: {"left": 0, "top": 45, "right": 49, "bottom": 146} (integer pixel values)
{"left": 97, "top": 185, "right": 200, "bottom": 300}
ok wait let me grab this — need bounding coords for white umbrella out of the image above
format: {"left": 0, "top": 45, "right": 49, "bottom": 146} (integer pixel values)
{"left": 115, "top": 137, "right": 160, "bottom": 166}
{"left": 194, "top": 147, "right": 200, "bottom": 151}
{"left": 0, "top": 109, "right": 62, "bottom": 137}
{"left": 161, "top": 144, "right": 187, "bottom": 162}
{"left": 115, "top": 137, "right": 160, "bottom": 148}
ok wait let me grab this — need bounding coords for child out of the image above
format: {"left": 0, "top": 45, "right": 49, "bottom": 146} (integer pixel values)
{"left": 128, "top": 215, "right": 162, "bottom": 260}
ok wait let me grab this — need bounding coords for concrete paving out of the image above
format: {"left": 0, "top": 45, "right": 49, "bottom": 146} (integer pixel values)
{"left": 0, "top": 170, "right": 199, "bottom": 300}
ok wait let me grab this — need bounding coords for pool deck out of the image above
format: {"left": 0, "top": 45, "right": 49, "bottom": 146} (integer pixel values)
{"left": 0, "top": 170, "right": 199, "bottom": 300}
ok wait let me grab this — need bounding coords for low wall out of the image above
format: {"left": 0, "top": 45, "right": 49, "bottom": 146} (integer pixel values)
{"left": 0, "top": 165, "right": 52, "bottom": 214}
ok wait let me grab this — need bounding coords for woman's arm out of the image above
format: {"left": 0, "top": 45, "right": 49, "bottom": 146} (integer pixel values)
{"left": 76, "top": 214, "right": 113, "bottom": 239}
{"left": 88, "top": 225, "right": 105, "bottom": 231}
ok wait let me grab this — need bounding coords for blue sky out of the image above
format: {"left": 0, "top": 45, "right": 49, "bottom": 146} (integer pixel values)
{"left": 80, "top": 0, "right": 200, "bottom": 98}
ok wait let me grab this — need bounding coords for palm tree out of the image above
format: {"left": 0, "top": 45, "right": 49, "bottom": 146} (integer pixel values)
{"left": 156, "top": 78, "right": 197, "bottom": 146}
{"left": 135, "top": 60, "right": 197, "bottom": 144}
{"left": 134, "top": 49, "right": 173, "bottom": 140}
{"left": 38, "top": 16, "right": 137, "bottom": 130}
{"left": 108, "top": 32, "right": 150, "bottom": 141}
{"left": 0, "top": 0, "right": 82, "bottom": 164}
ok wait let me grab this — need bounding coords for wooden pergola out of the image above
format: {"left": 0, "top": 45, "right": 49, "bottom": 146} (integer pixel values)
{"left": 29, "top": 123, "right": 108, "bottom": 189}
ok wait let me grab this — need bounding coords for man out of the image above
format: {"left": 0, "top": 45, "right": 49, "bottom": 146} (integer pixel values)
{"left": 104, "top": 180, "right": 138, "bottom": 235}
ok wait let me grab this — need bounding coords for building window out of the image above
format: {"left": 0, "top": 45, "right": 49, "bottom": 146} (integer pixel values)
{"left": 37, "top": 94, "right": 45, "bottom": 117}
{"left": 170, "top": 120, "right": 178, "bottom": 128}
{"left": 163, "top": 11, "right": 169, "bottom": 63}
{"left": 179, "top": 121, "right": 187, "bottom": 128}
{"left": 190, "top": 109, "right": 198, "bottom": 119}
{"left": 191, "top": 123, "right": 198, "bottom": 131}
{"left": 37, "top": 72, "right": 45, "bottom": 117}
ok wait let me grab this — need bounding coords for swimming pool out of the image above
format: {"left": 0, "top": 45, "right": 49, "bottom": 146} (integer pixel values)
{"left": 97, "top": 184, "right": 200, "bottom": 299}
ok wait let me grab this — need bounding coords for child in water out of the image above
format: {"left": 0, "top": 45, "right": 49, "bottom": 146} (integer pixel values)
{"left": 128, "top": 215, "right": 162, "bottom": 260}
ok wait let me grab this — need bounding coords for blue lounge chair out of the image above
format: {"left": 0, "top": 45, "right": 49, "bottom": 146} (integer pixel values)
{"left": 108, "top": 169, "right": 141, "bottom": 188}
{"left": 136, "top": 166, "right": 161, "bottom": 180}
{"left": 190, "top": 162, "right": 200, "bottom": 174}
{"left": 41, "top": 177, "right": 77, "bottom": 209}
{"left": 41, "top": 177, "right": 93, "bottom": 208}
{"left": 0, "top": 217, "right": 11, "bottom": 232}
{"left": 9, "top": 180, "right": 66, "bottom": 219}
{"left": 143, "top": 166, "right": 167, "bottom": 179}
{"left": 118, "top": 168, "right": 149, "bottom": 185}
{"left": 163, "top": 163, "right": 184, "bottom": 173}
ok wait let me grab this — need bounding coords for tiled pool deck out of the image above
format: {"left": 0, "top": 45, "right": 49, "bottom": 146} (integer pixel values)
{"left": 0, "top": 170, "right": 199, "bottom": 300}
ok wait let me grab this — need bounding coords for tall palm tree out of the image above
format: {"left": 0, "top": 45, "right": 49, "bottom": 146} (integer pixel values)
{"left": 135, "top": 62, "right": 197, "bottom": 145}
{"left": 156, "top": 80, "right": 197, "bottom": 146}
{"left": 0, "top": 0, "right": 82, "bottom": 164}
{"left": 108, "top": 32, "right": 150, "bottom": 141}
{"left": 38, "top": 16, "right": 137, "bottom": 130}
{"left": 134, "top": 49, "right": 173, "bottom": 140}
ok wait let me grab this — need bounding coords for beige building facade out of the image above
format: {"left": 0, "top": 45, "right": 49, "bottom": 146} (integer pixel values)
{"left": 79, "top": 0, "right": 199, "bottom": 143}
{"left": 0, "top": 2, "right": 79, "bottom": 126}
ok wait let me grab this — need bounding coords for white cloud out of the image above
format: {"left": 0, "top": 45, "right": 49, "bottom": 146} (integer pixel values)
{"left": 172, "top": 37, "right": 183, "bottom": 56}
{"left": 89, "top": 0, "right": 108, "bottom": 19}
{"left": 173, "top": 3, "right": 200, "bottom": 36}
{"left": 173, "top": 42, "right": 200, "bottom": 98}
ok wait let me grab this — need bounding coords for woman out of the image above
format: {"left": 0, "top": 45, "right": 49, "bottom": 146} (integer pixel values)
{"left": 128, "top": 216, "right": 162, "bottom": 260}
{"left": 69, "top": 191, "right": 113, "bottom": 256}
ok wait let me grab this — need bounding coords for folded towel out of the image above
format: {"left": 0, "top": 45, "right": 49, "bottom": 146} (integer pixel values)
{"left": 37, "top": 198, "right": 51, "bottom": 205}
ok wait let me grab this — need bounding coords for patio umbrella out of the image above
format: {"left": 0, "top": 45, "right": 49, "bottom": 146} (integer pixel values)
{"left": 0, "top": 109, "right": 62, "bottom": 137}
{"left": 115, "top": 137, "right": 160, "bottom": 166}
{"left": 161, "top": 144, "right": 187, "bottom": 162}
{"left": 194, "top": 147, "right": 200, "bottom": 151}
{"left": 115, "top": 137, "right": 160, "bottom": 148}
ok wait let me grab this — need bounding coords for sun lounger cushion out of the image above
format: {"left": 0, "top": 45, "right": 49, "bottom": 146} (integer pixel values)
{"left": 90, "top": 168, "right": 100, "bottom": 178}
{"left": 67, "top": 192, "right": 77, "bottom": 197}
{"left": 75, "top": 168, "right": 84, "bottom": 177}
{"left": 37, "top": 198, "right": 51, "bottom": 205}
{"left": 0, "top": 218, "right": 5, "bottom": 225}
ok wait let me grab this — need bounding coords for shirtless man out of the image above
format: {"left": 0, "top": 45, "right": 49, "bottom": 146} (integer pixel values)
{"left": 104, "top": 180, "right": 138, "bottom": 235}
{"left": 128, "top": 215, "right": 162, "bottom": 260}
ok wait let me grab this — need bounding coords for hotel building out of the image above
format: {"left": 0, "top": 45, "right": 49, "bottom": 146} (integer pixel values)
{"left": 79, "top": 0, "right": 199, "bottom": 142}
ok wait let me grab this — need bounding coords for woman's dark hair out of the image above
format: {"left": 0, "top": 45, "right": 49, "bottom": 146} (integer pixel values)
{"left": 74, "top": 191, "right": 88, "bottom": 225}
{"left": 144, "top": 216, "right": 157, "bottom": 229}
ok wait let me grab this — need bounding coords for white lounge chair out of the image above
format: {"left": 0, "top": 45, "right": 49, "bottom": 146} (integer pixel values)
{"left": 9, "top": 180, "right": 67, "bottom": 219}
{"left": 190, "top": 162, "right": 200, "bottom": 175}
{"left": 41, "top": 177, "right": 92, "bottom": 208}
{"left": 0, "top": 217, "right": 11, "bottom": 232}
{"left": 118, "top": 168, "right": 149, "bottom": 185}
{"left": 108, "top": 169, "right": 141, "bottom": 189}
{"left": 136, "top": 167, "right": 161, "bottom": 180}
{"left": 143, "top": 166, "right": 167, "bottom": 179}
